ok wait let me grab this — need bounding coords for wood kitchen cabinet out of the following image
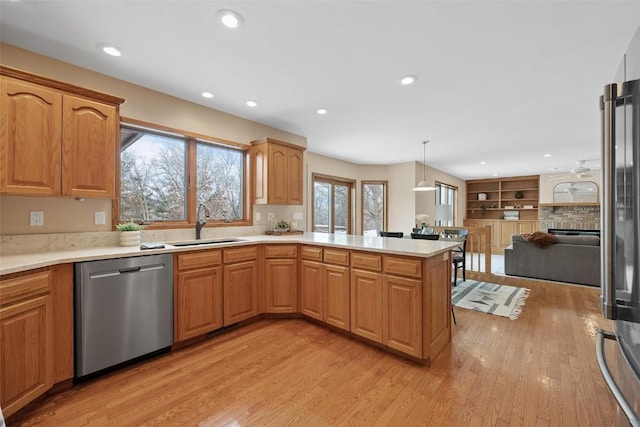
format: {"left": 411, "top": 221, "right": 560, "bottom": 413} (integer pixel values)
{"left": 299, "top": 246, "right": 350, "bottom": 331}
{"left": 383, "top": 275, "right": 422, "bottom": 357}
{"left": 250, "top": 137, "right": 304, "bottom": 205}
{"left": 425, "top": 251, "right": 452, "bottom": 359}
{"left": 175, "top": 250, "right": 223, "bottom": 342}
{"left": 0, "top": 66, "right": 123, "bottom": 198}
{"left": 350, "top": 268, "right": 383, "bottom": 343}
{"left": 223, "top": 246, "right": 259, "bottom": 326}
{"left": 264, "top": 245, "right": 298, "bottom": 314}
{"left": 0, "top": 269, "right": 54, "bottom": 418}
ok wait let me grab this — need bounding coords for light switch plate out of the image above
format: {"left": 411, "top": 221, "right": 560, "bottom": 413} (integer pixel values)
{"left": 30, "top": 211, "right": 44, "bottom": 226}
{"left": 267, "top": 212, "right": 275, "bottom": 220}
{"left": 95, "top": 211, "right": 106, "bottom": 225}
{"left": 254, "top": 212, "right": 261, "bottom": 221}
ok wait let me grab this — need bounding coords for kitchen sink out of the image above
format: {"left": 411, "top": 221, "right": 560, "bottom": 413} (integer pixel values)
{"left": 168, "top": 238, "right": 245, "bottom": 247}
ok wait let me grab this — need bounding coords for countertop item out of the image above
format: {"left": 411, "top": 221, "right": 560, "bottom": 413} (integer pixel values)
{"left": 0, "top": 232, "right": 459, "bottom": 276}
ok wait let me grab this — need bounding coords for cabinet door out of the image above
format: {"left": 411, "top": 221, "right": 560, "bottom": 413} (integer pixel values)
{"left": 323, "top": 264, "right": 350, "bottom": 331}
{"left": 62, "top": 95, "right": 116, "bottom": 198}
{"left": 300, "top": 260, "right": 323, "bottom": 320}
{"left": 383, "top": 275, "right": 422, "bottom": 358}
{"left": 176, "top": 266, "right": 223, "bottom": 341}
{"left": 0, "top": 294, "right": 54, "bottom": 418}
{"left": 268, "top": 144, "right": 288, "bottom": 204}
{"left": 265, "top": 258, "right": 297, "bottom": 313}
{"left": 223, "top": 261, "right": 258, "bottom": 326}
{"left": 250, "top": 143, "right": 268, "bottom": 204}
{"left": 287, "top": 147, "right": 303, "bottom": 205}
{"left": 0, "top": 77, "right": 62, "bottom": 196}
{"left": 518, "top": 221, "right": 538, "bottom": 235}
{"left": 350, "top": 269, "right": 383, "bottom": 343}
{"left": 500, "top": 221, "right": 518, "bottom": 250}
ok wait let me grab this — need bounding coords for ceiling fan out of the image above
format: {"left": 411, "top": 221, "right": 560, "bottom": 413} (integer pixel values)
{"left": 548, "top": 160, "right": 597, "bottom": 180}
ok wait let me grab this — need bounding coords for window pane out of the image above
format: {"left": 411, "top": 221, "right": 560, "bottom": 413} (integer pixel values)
{"left": 363, "top": 183, "right": 385, "bottom": 234}
{"left": 196, "top": 143, "right": 244, "bottom": 221}
{"left": 120, "top": 128, "right": 186, "bottom": 221}
{"left": 334, "top": 184, "right": 349, "bottom": 233}
{"left": 313, "top": 181, "right": 330, "bottom": 232}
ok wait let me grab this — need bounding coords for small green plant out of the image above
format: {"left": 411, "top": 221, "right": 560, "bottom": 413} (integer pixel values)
{"left": 480, "top": 204, "right": 487, "bottom": 215}
{"left": 116, "top": 222, "right": 144, "bottom": 232}
{"left": 276, "top": 219, "right": 289, "bottom": 230}
{"left": 514, "top": 191, "right": 524, "bottom": 199}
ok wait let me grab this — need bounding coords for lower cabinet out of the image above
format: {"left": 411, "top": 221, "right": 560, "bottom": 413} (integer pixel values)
{"left": 350, "top": 269, "right": 383, "bottom": 343}
{"left": 223, "top": 260, "right": 258, "bottom": 326}
{"left": 264, "top": 245, "right": 298, "bottom": 314}
{"left": 300, "top": 258, "right": 350, "bottom": 331}
{"left": 383, "top": 275, "right": 422, "bottom": 357}
{"left": 175, "top": 250, "right": 223, "bottom": 342}
{"left": 323, "top": 264, "right": 350, "bottom": 331}
{"left": 0, "top": 269, "right": 54, "bottom": 418}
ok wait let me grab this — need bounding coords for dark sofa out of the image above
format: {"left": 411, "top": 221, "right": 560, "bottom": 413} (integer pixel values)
{"left": 504, "top": 234, "right": 601, "bottom": 286}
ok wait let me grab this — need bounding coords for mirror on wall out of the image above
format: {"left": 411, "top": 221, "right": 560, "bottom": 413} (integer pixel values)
{"left": 553, "top": 181, "right": 599, "bottom": 203}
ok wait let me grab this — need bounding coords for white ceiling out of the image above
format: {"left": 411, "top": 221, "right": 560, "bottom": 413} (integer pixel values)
{"left": 1, "top": 1, "right": 639, "bottom": 179}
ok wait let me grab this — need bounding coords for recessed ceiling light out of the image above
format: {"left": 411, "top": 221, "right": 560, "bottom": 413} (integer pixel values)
{"left": 317, "top": 108, "right": 327, "bottom": 115}
{"left": 97, "top": 43, "right": 122, "bottom": 57}
{"left": 544, "top": 153, "right": 552, "bottom": 157}
{"left": 492, "top": 173, "right": 498, "bottom": 177}
{"left": 480, "top": 161, "right": 487, "bottom": 165}
{"left": 216, "top": 9, "right": 244, "bottom": 29}
{"left": 201, "top": 91, "right": 214, "bottom": 99}
{"left": 245, "top": 100, "right": 258, "bottom": 107}
{"left": 400, "top": 75, "right": 417, "bottom": 85}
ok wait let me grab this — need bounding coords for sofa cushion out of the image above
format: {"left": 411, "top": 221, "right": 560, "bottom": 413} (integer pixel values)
{"left": 554, "top": 235, "right": 600, "bottom": 246}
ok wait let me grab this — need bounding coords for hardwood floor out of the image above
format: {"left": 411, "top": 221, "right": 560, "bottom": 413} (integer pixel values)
{"left": 9, "top": 277, "right": 618, "bottom": 426}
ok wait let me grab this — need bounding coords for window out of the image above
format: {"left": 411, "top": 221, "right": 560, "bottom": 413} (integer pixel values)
{"left": 119, "top": 122, "right": 246, "bottom": 226}
{"left": 362, "top": 181, "right": 387, "bottom": 235}
{"left": 435, "top": 182, "right": 457, "bottom": 226}
{"left": 312, "top": 174, "right": 353, "bottom": 233}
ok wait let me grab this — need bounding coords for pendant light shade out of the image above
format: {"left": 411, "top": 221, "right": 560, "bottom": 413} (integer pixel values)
{"left": 412, "top": 140, "right": 436, "bottom": 191}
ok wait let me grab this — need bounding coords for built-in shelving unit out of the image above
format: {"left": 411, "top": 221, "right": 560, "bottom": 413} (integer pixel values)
{"left": 466, "top": 175, "right": 539, "bottom": 221}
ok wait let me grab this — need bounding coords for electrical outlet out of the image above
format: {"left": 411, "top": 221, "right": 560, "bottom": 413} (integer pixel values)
{"left": 254, "top": 212, "right": 261, "bottom": 222}
{"left": 267, "top": 212, "right": 275, "bottom": 220}
{"left": 95, "top": 211, "right": 106, "bottom": 225}
{"left": 30, "top": 211, "right": 44, "bottom": 226}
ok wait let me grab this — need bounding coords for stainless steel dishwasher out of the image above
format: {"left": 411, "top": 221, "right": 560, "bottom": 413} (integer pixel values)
{"left": 74, "top": 254, "right": 173, "bottom": 378}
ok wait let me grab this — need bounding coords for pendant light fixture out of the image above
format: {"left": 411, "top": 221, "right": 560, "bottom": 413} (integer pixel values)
{"left": 412, "top": 140, "right": 437, "bottom": 192}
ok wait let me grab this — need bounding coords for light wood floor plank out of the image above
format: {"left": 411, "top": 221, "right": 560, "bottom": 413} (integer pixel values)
{"left": 8, "top": 277, "right": 617, "bottom": 426}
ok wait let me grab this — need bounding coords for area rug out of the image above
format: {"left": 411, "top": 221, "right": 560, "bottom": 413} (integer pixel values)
{"left": 452, "top": 280, "right": 530, "bottom": 320}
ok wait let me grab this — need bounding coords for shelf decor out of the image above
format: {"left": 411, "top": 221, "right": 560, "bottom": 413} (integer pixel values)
{"left": 466, "top": 175, "right": 539, "bottom": 221}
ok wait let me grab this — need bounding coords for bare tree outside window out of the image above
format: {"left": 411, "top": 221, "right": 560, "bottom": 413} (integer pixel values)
{"left": 196, "top": 142, "right": 243, "bottom": 221}
{"left": 312, "top": 175, "right": 353, "bottom": 234}
{"left": 362, "top": 181, "right": 386, "bottom": 234}
{"left": 120, "top": 124, "right": 245, "bottom": 225}
{"left": 120, "top": 130, "right": 186, "bottom": 221}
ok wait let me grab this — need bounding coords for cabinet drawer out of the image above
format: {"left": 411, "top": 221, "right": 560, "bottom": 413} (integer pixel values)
{"left": 265, "top": 245, "right": 298, "bottom": 258}
{"left": 301, "top": 246, "right": 323, "bottom": 261}
{"left": 177, "top": 250, "right": 222, "bottom": 271}
{"left": 0, "top": 269, "right": 52, "bottom": 306}
{"left": 324, "top": 249, "right": 350, "bottom": 266}
{"left": 224, "top": 246, "right": 258, "bottom": 264}
{"left": 351, "top": 252, "right": 382, "bottom": 272}
{"left": 383, "top": 256, "right": 422, "bottom": 278}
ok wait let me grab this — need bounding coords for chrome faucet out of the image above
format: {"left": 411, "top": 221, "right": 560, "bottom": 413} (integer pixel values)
{"left": 195, "top": 204, "right": 210, "bottom": 240}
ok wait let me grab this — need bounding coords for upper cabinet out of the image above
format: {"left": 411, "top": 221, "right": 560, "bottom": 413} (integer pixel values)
{"left": 0, "top": 66, "right": 124, "bottom": 198}
{"left": 250, "top": 137, "right": 304, "bottom": 205}
{"left": 466, "top": 175, "right": 539, "bottom": 221}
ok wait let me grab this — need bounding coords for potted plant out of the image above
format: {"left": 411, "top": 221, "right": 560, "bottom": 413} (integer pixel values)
{"left": 116, "top": 222, "right": 144, "bottom": 247}
{"left": 275, "top": 219, "right": 290, "bottom": 233}
{"left": 514, "top": 191, "right": 524, "bottom": 199}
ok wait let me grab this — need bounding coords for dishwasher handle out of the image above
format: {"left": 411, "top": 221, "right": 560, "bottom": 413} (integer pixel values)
{"left": 119, "top": 266, "right": 141, "bottom": 274}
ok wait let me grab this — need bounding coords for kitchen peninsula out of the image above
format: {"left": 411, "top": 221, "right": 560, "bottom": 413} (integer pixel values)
{"left": 0, "top": 232, "right": 457, "bottom": 418}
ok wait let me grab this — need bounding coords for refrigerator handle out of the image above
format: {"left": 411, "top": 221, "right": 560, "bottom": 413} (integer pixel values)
{"left": 601, "top": 84, "right": 617, "bottom": 320}
{"left": 596, "top": 329, "right": 640, "bottom": 427}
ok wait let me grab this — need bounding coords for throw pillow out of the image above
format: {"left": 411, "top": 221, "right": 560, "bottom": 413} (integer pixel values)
{"left": 521, "top": 231, "right": 558, "bottom": 248}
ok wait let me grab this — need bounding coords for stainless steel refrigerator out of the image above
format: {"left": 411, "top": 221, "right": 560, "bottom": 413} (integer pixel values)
{"left": 598, "top": 77, "right": 640, "bottom": 427}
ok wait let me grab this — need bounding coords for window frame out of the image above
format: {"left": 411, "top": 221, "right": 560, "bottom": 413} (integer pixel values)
{"left": 311, "top": 173, "right": 354, "bottom": 234}
{"left": 434, "top": 181, "right": 458, "bottom": 227}
{"left": 361, "top": 180, "right": 388, "bottom": 235}
{"left": 117, "top": 118, "right": 251, "bottom": 230}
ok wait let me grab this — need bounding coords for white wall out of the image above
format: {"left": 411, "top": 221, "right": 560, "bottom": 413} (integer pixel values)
{"left": 539, "top": 171, "right": 602, "bottom": 204}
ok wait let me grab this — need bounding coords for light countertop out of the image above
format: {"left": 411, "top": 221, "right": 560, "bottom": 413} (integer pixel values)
{"left": 0, "top": 232, "right": 459, "bottom": 276}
